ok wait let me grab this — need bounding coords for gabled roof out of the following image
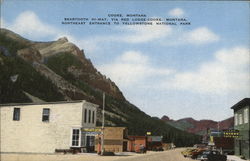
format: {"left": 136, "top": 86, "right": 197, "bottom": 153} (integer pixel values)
{"left": 231, "top": 98, "right": 250, "bottom": 111}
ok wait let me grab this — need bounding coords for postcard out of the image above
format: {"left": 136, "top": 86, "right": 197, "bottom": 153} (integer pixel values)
{"left": 0, "top": 0, "right": 249, "bottom": 160}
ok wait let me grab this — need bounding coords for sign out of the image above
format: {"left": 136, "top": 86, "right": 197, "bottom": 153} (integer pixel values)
{"left": 84, "top": 131, "right": 101, "bottom": 135}
{"left": 210, "top": 131, "right": 223, "bottom": 137}
{"left": 82, "top": 127, "right": 102, "bottom": 132}
{"left": 223, "top": 129, "right": 239, "bottom": 138}
{"left": 146, "top": 132, "right": 151, "bottom": 135}
{"left": 148, "top": 136, "right": 163, "bottom": 142}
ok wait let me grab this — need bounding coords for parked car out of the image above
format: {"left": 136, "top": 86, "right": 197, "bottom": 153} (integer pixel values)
{"left": 191, "top": 148, "right": 206, "bottom": 159}
{"left": 181, "top": 148, "right": 196, "bottom": 157}
{"left": 197, "top": 150, "right": 227, "bottom": 161}
{"left": 139, "top": 145, "right": 147, "bottom": 153}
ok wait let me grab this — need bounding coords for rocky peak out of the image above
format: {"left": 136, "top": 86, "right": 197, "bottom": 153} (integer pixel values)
{"left": 1, "top": 28, "right": 125, "bottom": 100}
{"left": 161, "top": 115, "right": 171, "bottom": 121}
{"left": 161, "top": 115, "right": 234, "bottom": 135}
{"left": 57, "top": 37, "right": 68, "bottom": 43}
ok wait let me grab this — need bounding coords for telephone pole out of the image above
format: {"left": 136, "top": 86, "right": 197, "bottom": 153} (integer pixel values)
{"left": 101, "top": 92, "right": 105, "bottom": 155}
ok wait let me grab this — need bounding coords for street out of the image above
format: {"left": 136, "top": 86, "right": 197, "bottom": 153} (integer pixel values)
{"left": 0, "top": 148, "right": 192, "bottom": 161}
{"left": 114, "top": 148, "right": 193, "bottom": 161}
{"left": 1, "top": 148, "right": 248, "bottom": 161}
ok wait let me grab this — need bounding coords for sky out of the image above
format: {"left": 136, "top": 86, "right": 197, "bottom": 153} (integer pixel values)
{"left": 1, "top": 0, "right": 249, "bottom": 121}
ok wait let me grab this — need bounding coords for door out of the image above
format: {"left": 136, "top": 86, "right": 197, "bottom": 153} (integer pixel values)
{"left": 239, "top": 140, "right": 242, "bottom": 155}
{"left": 86, "top": 135, "right": 95, "bottom": 152}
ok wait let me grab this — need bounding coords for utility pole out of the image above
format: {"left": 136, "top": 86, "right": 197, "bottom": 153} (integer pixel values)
{"left": 101, "top": 92, "right": 105, "bottom": 155}
{"left": 217, "top": 121, "right": 220, "bottom": 137}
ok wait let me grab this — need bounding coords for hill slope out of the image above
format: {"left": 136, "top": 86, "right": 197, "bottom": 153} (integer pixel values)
{"left": 161, "top": 115, "right": 234, "bottom": 135}
{"left": 0, "top": 28, "right": 201, "bottom": 147}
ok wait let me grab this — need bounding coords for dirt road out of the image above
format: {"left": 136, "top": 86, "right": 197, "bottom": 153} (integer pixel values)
{"left": 0, "top": 148, "right": 193, "bottom": 161}
{"left": 114, "top": 148, "right": 193, "bottom": 161}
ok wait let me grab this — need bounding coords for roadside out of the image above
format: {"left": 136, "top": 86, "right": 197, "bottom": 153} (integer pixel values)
{"left": 0, "top": 148, "right": 190, "bottom": 161}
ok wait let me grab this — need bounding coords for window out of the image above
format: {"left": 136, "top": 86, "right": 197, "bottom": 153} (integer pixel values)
{"left": 234, "top": 114, "right": 238, "bottom": 126}
{"left": 71, "top": 129, "right": 80, "bottom": 147}
{"left": 92, "top": 111, "right": 95, "bottom": 124}
{"left": 244, "top": 108, "right": 249, "bottom": 123}
{"left": 84, "top": 109, "right": 87, "bottom": 123}
{"left": 239, "top": 113, "right": 243, "bottom": 125}
{"left": 42, "top": 108, "right": 50, "bottom": 122}
{"left": 88, "top": 110, "right": 91, "bottom": 123}
{"left": 13, "top": 108, "right": 20, "bottom": 121}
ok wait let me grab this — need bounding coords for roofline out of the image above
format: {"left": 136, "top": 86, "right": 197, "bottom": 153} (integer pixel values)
{"left": 96, "top": 126, "right": 127, "bottom": 129}
{"left": 0, "top": 100, "right": 94, "bottom": 107}
{"left": 231, "top": 98, "right": 250, "bottom": 111}
{"left": 128, "top": 135, "right": 147, "bottom": 138}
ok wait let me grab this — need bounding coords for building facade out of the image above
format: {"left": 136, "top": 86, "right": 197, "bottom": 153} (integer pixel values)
{"left": 127, "top": 136, "right": 147, "bottom": 152}
{"left": 231, "top": 98, "right": 250, "bottom": 159}
{"left": 0, "top": 100, "right": 98, "bottom": 154}
{"left": 95, "top": 127, "right": 128, "bottom": 153}
{"left": 147, "top": 136, "right": 163, "bottom": 150}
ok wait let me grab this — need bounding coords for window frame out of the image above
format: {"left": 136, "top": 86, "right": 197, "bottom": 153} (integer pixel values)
{"left": 84, "top": 109, "right": 87, "bottom": 123}
{"left": 244, "top": 108, "right": 249, "bottom": 124}
{"left": 234, "top": 113, "right": 238, "bottom": 126}
{"left": 92, "top": 111, "right": 95, "bottom": 124}
{"left": 13, "top": 108, "right": 20, "bottom": 121}
{"left": 88, "top": 110, "right": 91, "bottom": 123}
{"left": 239, "top": 113, "right": 243, "bottom": 125}
{"left": 42, "top": 108, "right": 50, "bottom": 122}
{"left": 71, "top": 128, "right": 81, "bottom": 147}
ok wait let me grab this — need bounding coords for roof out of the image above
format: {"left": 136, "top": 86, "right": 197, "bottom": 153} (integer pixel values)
{"left": 128, "top": 136, "right": 147, "bottom": 138}
{"left": 0, "top": 100, "right": 91, "bottom": 107}
{"left": 231, "top": 98, "right": 250, "bottom": 111}
{"left": 96, "top": 126, "right": 127, "bottom": 129}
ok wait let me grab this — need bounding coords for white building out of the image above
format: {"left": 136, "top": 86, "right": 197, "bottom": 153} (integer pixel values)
{"left": 0, "top": 100, "right": 98, "bottom": 154}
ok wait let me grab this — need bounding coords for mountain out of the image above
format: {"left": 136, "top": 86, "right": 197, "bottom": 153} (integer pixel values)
{"left": 0, "top": 28, "right": 201, "bottom": 147}
{"left": 161, "top": 115, "right": 234, "bottom": 135}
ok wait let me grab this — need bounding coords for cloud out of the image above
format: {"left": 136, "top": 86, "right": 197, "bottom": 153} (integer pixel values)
{"left": 4, "top": 10, "right": 218, "bottom": 55}
{"left": 85, "top": 26, "right": 219, "bottom": 49}
{"left": 5, "top": 11, "right": 60, "bottom": 39}
{"left": 98, "top": 51, "right": 173, "bottom": 87}
{"left": 162, "top": 46, "right": 250, "bottom": 95}
{"left": 5, "top": 10, "right": 220, "bottom": 51}
{"left": 168, "top": 8, "right": 185, "bottom": 17}
{"left": 158, "top": 27, "right": 220, "bottom": 46}
{"left": 120, "top": 25, "right": 172, "bottom": 43}
{"left": 184, "top": 27, "right": 220, "bottom": 44}
{"left": 84, "top": 22, "right": 172, "bottom": 46}
{"left": 3, "top": 11, "right": 96, "bottom": 54}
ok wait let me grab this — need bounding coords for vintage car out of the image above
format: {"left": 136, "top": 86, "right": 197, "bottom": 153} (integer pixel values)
{"left": 191, "top": 148, "right": 206, "bottom": 159}
{"left": 197, "top": 150, "right": 227, "bottom": 161}
{"left": 181, "top": 148, "right": 196, "bottom": 157}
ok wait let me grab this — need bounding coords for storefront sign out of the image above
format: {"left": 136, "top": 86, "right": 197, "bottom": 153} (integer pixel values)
{"left": 82, "top": 127, "right": 102, "bottom": 132}
{"left": 223, "top": 129, "right": 239, "bottom": 138}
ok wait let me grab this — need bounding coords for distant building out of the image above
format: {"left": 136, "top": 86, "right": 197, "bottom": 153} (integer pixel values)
{"left": 231, "top": 98, "right": 250, "bottom": 159}
{"left": 0, "top": 100, "right": 98, "bottom": 154}
{"left": 146, "top": 136, "right": 163, "bottom": 150}
{"left": 95, "top": 127, "right": 128, "bottom": 153}
{"left": 127, "top": 136, "right": 147, "bottom": 152}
